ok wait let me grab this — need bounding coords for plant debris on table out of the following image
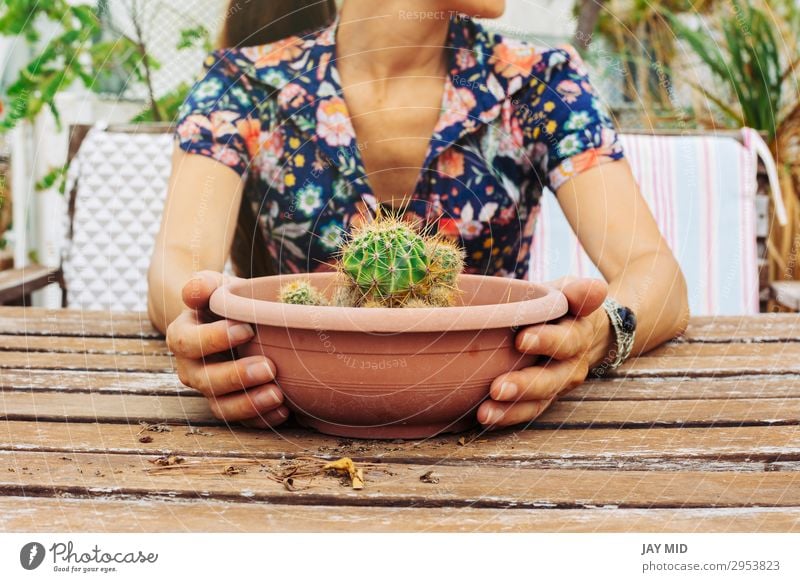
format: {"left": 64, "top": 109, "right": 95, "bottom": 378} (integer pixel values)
{"left": 144, "top": 455, "right": 376, "bottom": 491}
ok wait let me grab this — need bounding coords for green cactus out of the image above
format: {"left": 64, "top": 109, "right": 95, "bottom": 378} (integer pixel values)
{"left": 278, "top": 279, "right": 328, "bottom": 306}
{"left": 277, "top": 211, "right": 466, "bottom": 308}
{"left": 338, "top": 215, "right": 431, "bottom": 307}
{"left": 426, "top": 236, "right": 465, "bottom": 287}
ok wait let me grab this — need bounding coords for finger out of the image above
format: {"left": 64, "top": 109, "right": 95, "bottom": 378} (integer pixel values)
{"left": 490, "top": 357, "right": 588, "bottom": 402}
{"left": 181, "top": 270, "right": 226, "bottom": 310}
{"left": 207, "top": 383, "right": 284, "bottom": 422}
{"left": 167, "top": 310, "right": 255, "bottom": 359}
{"left": 515, "top": 317, "right": 592, "bottom": 360}
{"left": 477, "top": 398, "right": 554, "bottom": 428}
{"left": 549, "top": 277, "right": 607, "bottom": 318}
{"left": 178, "top": 355, "right": 276, "bottom": 397}
{"left": 240, "top": 406, "right": 291, "bottom": 428}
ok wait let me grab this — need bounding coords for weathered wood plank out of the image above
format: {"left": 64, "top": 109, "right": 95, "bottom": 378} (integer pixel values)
{"left": 0, "top": 352, "right": 173, "bottom": 372}
{"left": 1, "top": 450, "right": 798, "bottom": 508}
{"left": 0, "top": 335, "right": 169, "bottom": 356}
{"left": 680, "top": 314, "right": 800, "bottom": 343}
{"left": 0, "top": 496, "right": 797, "bottom": 532}
{"left": 615, "top": 355, "right": 800, "bottom": 377}
{"left": 0, "top": 368, "right": 191, "bottom": 395}
{"left": 0, "top": 309, "right": 796, "bottom": 344}
{"left": 2, "top": 367, "right": 798, "bottom": 402}
{"left": 569, "top": 374, "right": 800, "bottom": 400}
{"left": 644, "top": 343, "right": 800, "bottom": 358}
{"left": 0, "top": 308, "right": 160, "bottom": 338}
{"left": 3, "top": 333, "right": 798, "bottom": 362}
{"left": 2, "top": 392, "right": 799, "bottom": 427}
{"left": 0, "top": 392, "right": 213, "bottom": 423}
{"left": 1, "top": 421, "right": 797, "bottom": 469}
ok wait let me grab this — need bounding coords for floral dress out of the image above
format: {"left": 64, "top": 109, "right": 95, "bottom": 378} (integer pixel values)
{"left": 175, "top": 16, "right": 625, "bottom": 278}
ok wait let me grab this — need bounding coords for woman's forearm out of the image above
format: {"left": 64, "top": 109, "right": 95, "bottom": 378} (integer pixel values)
{"left": 147, "top": 246, "right": 199, "bottom": 335}
{"left": 586, "top": 249, "right": 690, "bottom": 369}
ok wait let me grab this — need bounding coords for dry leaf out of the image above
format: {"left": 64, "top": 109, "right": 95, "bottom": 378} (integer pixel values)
{"left": 323, "top": 457, "right": 365, "bottom": 489}
{"left": 149, "top": 454, "right": 184, "bottom": 466}
{"left": 137, "top": 421, "right": 172, "bottom": 434}
{"left": 185, "top": 426, "right": 214, "bottom": 437}
{"left": 353, "top": 468, "right": 365, "bottom": 490}
{"left": 420, "top": 471, "right": 439, "bottom": 484}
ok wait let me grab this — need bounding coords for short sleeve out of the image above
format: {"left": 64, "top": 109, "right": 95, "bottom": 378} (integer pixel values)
{"left": 519, "top": 44, "right": 625, "bottom": 192}
{"left": 175, "top": 50, "right": 259, "bottom": 177}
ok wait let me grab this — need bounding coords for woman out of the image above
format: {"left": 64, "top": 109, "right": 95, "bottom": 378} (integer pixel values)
{"left": 148, "top": 0, "right": 689, "bottom": 430}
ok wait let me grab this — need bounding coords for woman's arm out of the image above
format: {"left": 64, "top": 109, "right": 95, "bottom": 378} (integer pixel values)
{"left": 147, "top": 146, "right": 244, "bottom": 334}
{"left": 148, "top": 147, "right": 289, "bottom": 427}
{"left": 479, "top": 159, "right": 689, "bottom": 428}
{"left": 556, "top": 157, "right": 690, "bottom": 368}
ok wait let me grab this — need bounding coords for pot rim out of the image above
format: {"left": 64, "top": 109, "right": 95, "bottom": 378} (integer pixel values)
{"left": 209, "top": 273, "right": 569, "bottom": 333}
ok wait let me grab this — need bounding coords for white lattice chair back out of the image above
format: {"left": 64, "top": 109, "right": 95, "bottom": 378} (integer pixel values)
{"left": 529, "top": 128, "right": 785, "bottom": 316}
{"left": 62, "top": 125, "right": 175, "bottom": 312}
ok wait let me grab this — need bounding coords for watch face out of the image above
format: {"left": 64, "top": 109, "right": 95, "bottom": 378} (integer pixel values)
{"left": 618, "top": 307, "right": 637, "bottom": 333}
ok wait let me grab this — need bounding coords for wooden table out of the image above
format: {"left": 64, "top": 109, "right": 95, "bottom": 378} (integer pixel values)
{"left": 0, "top": 307, "right": 798, "bottom": 532}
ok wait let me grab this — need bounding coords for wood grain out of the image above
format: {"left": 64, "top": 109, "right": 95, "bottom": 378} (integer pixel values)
{"left": 3, "top": 391, "right": 798, "bottom": 428}
{"left": 0, "top": 334, "right": 170, "bottom": 356}
{"left": 679, "top": 314, "right": 800, "bottom": 343}
{"left": 1, "top": 450, "right": 798, "bottom": 508}
{"left": 0, "top": 368, "right": 191, "bottom": 395}
{"left": 0, "top": 496, "right": 797, "bottom": 532}
{"left": 0, "top": 352, "right": 174, "bottom": 373}
{"left": 0, "top": 308, "right": 161, "bottom": 338}
{"left": 0, "top": 421, "right": 797, "bottom": 469}
{"left": 3, "top": 367, "right": 799, "bottom": 401}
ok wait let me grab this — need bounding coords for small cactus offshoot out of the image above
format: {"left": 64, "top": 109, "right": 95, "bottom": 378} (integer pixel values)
{"left": 278, "top": 210, "right": 465, "bottom": 308}
{"left": 277, "top": 279, "right": 328, "bottom": 306}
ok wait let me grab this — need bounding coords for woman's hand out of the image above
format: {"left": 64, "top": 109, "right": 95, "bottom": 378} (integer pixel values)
{"left": 478, "top": 277, "right": 610, "bottom": 429}
{"left": 166, "top": 271, "right": 290, "bottom": 428}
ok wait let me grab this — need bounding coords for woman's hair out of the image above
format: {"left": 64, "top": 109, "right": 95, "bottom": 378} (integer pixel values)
{"left": 221, "top": 0, "right": 338, "bottom": 278}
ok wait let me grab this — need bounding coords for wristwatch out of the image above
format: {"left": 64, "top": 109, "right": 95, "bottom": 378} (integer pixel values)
{"left": 591, "top": 297, "right": 637, "bottom": 377}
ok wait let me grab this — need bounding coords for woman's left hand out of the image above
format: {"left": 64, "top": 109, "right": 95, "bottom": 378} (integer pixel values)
{"left": 478, "top": 277, "right": 610, "bottom": 429}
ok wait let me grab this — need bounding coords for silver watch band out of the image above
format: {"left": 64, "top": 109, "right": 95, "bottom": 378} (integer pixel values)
{"left": 591, "top": 297, "right": 635, "bottom": 376}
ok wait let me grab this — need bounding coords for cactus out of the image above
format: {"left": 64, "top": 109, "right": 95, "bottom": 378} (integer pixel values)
{"left": 277, "top": 210, "right": 465, "bottom": 308}
{"left": 337, "top": 214, "right": 431, "bottom": 307}
{"left": 278, "top": 279, "right": 328, "bottom": 306}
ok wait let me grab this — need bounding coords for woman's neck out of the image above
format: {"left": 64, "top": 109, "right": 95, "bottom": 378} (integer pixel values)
{"left": 336, "top": 1, "right": 451, "bottom": 79}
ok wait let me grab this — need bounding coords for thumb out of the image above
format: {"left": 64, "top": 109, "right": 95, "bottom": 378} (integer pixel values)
{"left": 545, "top": 277, "right": 608, "bottom": 318}
{"left": 181, "top": 270, "right": 228, "bottom": 310}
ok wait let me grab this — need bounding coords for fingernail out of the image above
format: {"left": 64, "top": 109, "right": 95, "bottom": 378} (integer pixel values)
{"left": 497, "top": 381, "right": 518, "bottom": 400}
{"left": 255, "top": 386, "right": 281, "bottom": 409}
{"left": 246, "top": 361, "right": 273, "bottom": 384}
{"left": 228, "top": 323, "right": 254, "bottom": 342}
{"left": 480, "top": 407, "right": 498, "bottom": 425}
{"left": 522, "top": 334, "right": 539, "bottom": 352}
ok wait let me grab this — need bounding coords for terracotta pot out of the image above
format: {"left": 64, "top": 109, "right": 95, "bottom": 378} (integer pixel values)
{"left": 209, "top": 273, "right": 568, "bottom": 439}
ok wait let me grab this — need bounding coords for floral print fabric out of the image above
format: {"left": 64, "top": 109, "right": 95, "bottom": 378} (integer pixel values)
{"left": 175, "top": 16, "right": 625, "bottom": 278}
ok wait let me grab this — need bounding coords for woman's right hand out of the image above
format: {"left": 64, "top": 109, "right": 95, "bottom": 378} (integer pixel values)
{"left": 166, "top": 270, "right": 290, "bottom": 428}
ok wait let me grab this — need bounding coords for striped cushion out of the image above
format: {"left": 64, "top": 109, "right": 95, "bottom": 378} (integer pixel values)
{"left": 529, "top": 130, "right": 760, "bottom": 316}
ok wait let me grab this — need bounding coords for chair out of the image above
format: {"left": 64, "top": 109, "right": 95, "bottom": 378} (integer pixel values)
{"left": 529, "top": 127, "right": 787, "bottom": 316}
{"left": 59, "top": 123, "right": 175, "bottom": 312}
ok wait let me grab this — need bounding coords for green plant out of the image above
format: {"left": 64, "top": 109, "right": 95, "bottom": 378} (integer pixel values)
{"left": 278, "top": 279, "right": 328, "bottom": 306}
{"left": 278, "top": 212, "right": 466, "bottom": 309}
{"left": 580, "top": 0, "right": 720, "bottom": 112}
{"left": 663, "top": 0, "right": 800, "bottom": 289}
{"left": 0, "top": 0, "right": 213, "bottom": 131}
{"left": 663, "top": 0, "right": 785, "bottom": 140}
{"left": 0, "top": 0, "right": 154, "bottom": 131}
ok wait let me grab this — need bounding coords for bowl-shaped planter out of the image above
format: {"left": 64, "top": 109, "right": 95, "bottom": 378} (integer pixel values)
{"left": 209, "top": 273, "right": 568, "bottom": 439}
